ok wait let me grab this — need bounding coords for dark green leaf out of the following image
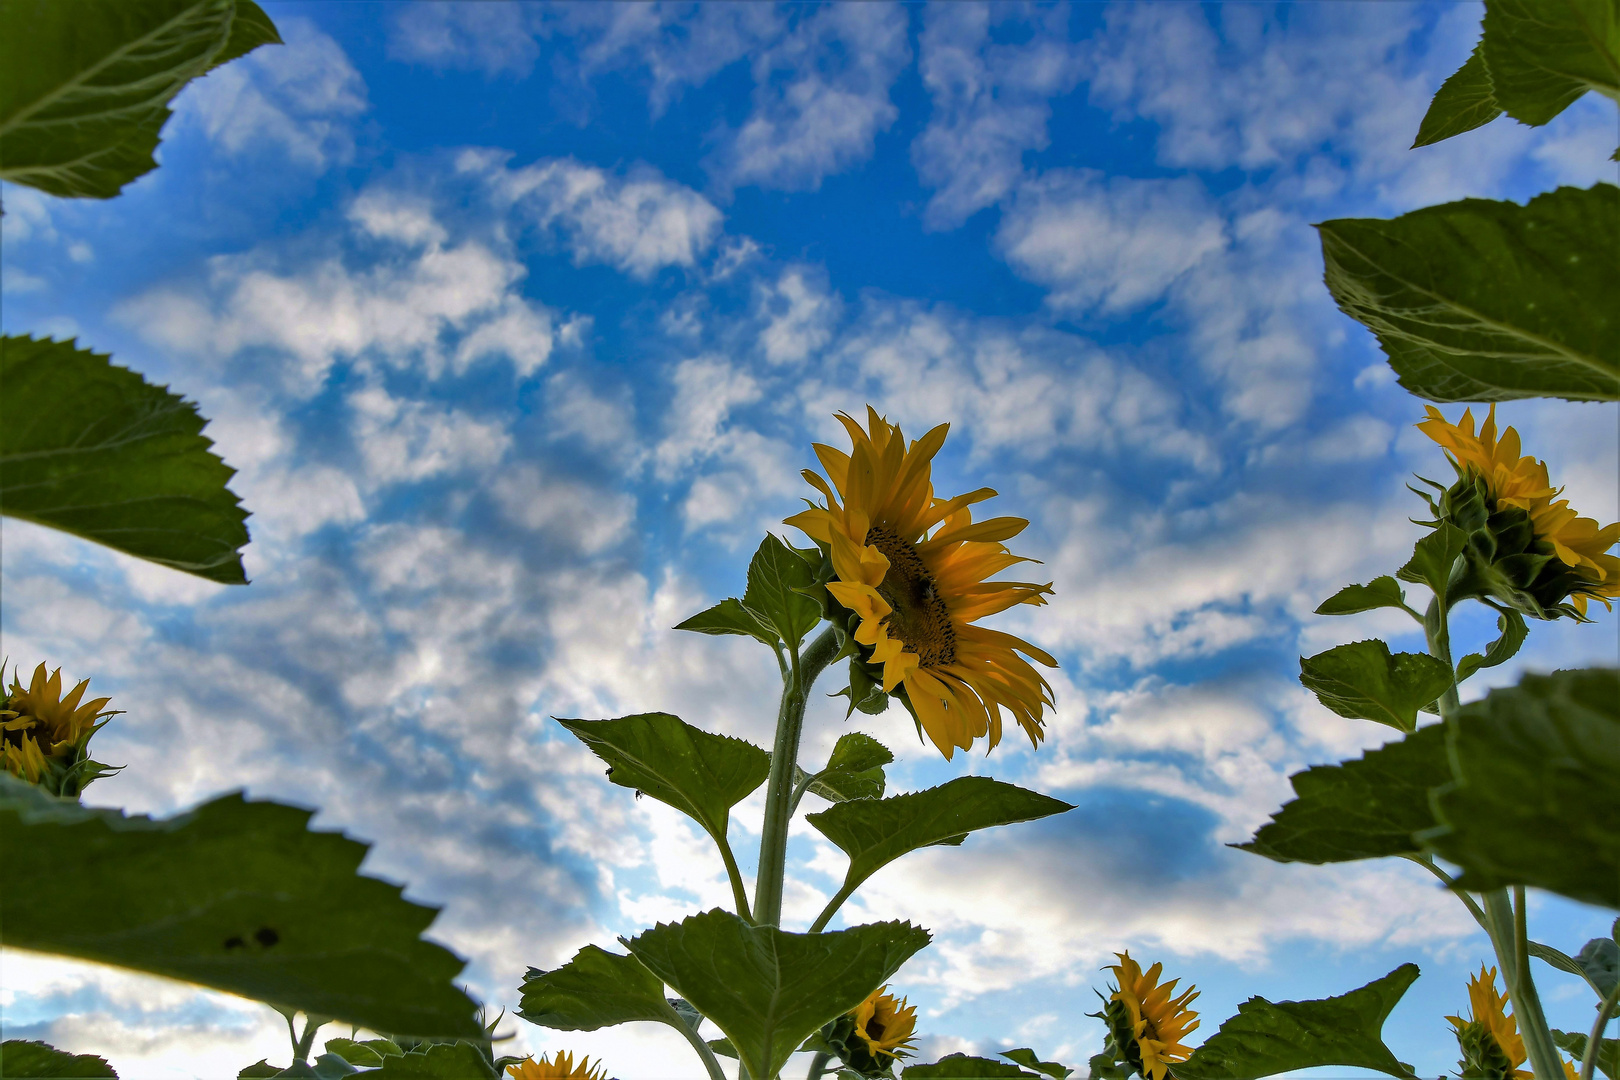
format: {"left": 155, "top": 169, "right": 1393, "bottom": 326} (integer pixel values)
{"left": 0, "top": 776, "right": 481, "bottom": 1038}
{"left": 675, "top": 597, "right": 777, "bottom": 646}
{"left": 210, "top": 0, "right": 281, "bottom": 70}
{"left": 1298, "top": 641, "right": 1454, "bottom": 733}
{"left": 238, "top": 1063, "right": 280, "bottom": 1080}
{"left": 1482, "top": 0, "right": 1620, "bottom": 127}
{"left": 517, "top": 944, "right": 676, "bottom": 1031}
{"left": 0, "top": 336, "right": 250, "bottom": 583}
{"left": 1397, "top": 524, "right": 1468, "bottom": 602}
{"left": 806, "top": 732, "right": 892, "bottom": 803}
{"left": 999, "top": 1049, "right": 1073, "bottom": 1078}
{"left": 1553, "top": 1031, "right": 1620, "bottom": 1080}
{"left": 1455, "top": 608, "right": 1528, "bottom": 683}
{"left": 1173, "top": 965, "right": 1420, "bottom": 1080}
{"left": 267, "top": 1066, "right": 316, "bottom": 1080}
{"left": 309, "top": 1055, "right": 357, "bottom": 1080}
{"left": 368, "top": 1045, "right": 495, "bottom": 1080}
{"left": 808, "top": 777, "right": 1072, "bottom": 897}
{"left": 1414, "top": 43, "right": 1503, "bottom": 147}
{"left": 0, "top": 1040, "right": 117, "bottom": 1078}
{"left": 707, "top": 1038, "right": 738, "bottom": 1059}
{"left": 1316, "top": 577, "right": 1408, "bottom": 616}
{"left": 1423, "top": 668, "right": 1620, "bottom": 908}
{"left": 1529, "top": 940, "right": 1590, "bottom": 979}
{"left": 742, "top": 533, "right": 823, "bottom": 650}
{"left": 556, "top": 713, "right": 768, "bottom": 849}
{"left": 1319, "top": 184, "right": 1620, "bottom": 403}
{"left": 322, "top": 1040, "right": 402, "bottom": 1068}
{"left": 0, "top": 0, "right": 236, "bottom": 197}
{"left": 1238, "top": 724, "right": 1448, "bottom": 863}
{"left": 623, "top": 910, "right": 930, "bottom": 1080}
{"left": 904, "top": 1055, "right": 1035, "bottom": 1078}
{"left": 1578, "top": 937, "right": 1620, "bottom": 996}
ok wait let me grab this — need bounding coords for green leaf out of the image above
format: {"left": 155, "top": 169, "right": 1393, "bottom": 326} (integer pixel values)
{"left": 517, "top": 944, "right": 677, "bottom": 1031}
{"left": 1238, "top": 723, "right": 1448, "bottom": 864}
{"left": 0, "top": 0, "right": 243, "bottom": 198}
{"left": 309, "top": 1055, "right": 357, "bottom": 1080}
{"left": 1529, "top": 939, "right": 1590, "bottom": 979}
{"left": 210, "top": 0, "right": 281, "bottom": 70}
{"left": 0, "top": 1040, "right": 117, "bottom": 1078}
{"left": 556, "top": 712, "right": 768, "bottom": 850}
{"left": 806, "top": 732, "right": 892, "bottom": 803}
{"left": 1316, "top": 576, "right": 1408, "bottom": 616}
{"left": 237, "top": 1063, "right": 280, "bottom": 1079}
{"left": 322, "top": 1039, "right": 402, "bottom": 1068}
{"left": 1173, "top": 965, "right": 1420, "bottom": 1080}
{"left": 368, "top": 1045, "right": 496, "bottom": 1080}
{"left": 807, "top": 777, "right": 1072, "bottom": 899}
{"left": 1414, "top": 43, "right": 1504, "bottom": 147}
{"left": 1578, "top": 937, "right": 1620, "bottom": 996}
{"left": 623, "top": 910, "right": 930, "bottom": 1080}
{"left": 742, "top": 533, "right": 823, "bottom": 651}
{"left": 0, "top": 336, "right": 250, "bottom": 583}
{"left": 1455, "top": 607, "right": 1529, "bottom": 683}
{"left": 675, "top": 597, "right": 777, "bottom": 646}
{"left": 1423, "top": 668, "right": 1620, "bottom": 908}
{"left": 1482, "top": 0, "right": 1620, "bottom": 127}
{"left": 0, "top": 776, "right": 481, "bottom": 1038}
{"left": 904, "top": 1055, "right": 1036, "bottom": 1078}
{"left": 1553, "top": 1031, "right": 1620, "bottom": 1080}
{"left": 1319, "top": 184, "right": 1620, "bottom": 403}
{"left": 999, "top": 1049, "right": 1073, "bottom": 1079}
{"left": 706, "top": 1038, "right": 738, "bottom": 1059}
{"left": 1298, "top": 641, "right": 1454, "bottom": 733}
{"left": 1396, "top": 524, "right": 1468, "bottom": 602}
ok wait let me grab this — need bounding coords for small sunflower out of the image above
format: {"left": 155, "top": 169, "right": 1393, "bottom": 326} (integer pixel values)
{"left": 1102, "top": 952, "right": 1199, "bottom": 1080}
{"left": 786, "top": 407, "right": 1057, "bottom": 758}
{"left": 1447, "top": 966, "right": 1529, "bottom": 1080}
{"left": 1, "top": 663, "right": 117, "bottom": 795}
{"left": 1418, "top": 405, "right": 1620, "bottom": 619}
{"left": 850, "top": 985, "right": 919, "bottom": 1062}
{"left": 506, "top": 1052, "right": 604, "bottom": 1080}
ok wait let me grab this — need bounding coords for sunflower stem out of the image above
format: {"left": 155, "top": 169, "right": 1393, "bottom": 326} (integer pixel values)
{"left": 1483, "top": 888, "right": 1564, "bottom": 1080}
{"left": 806, "top": 1051, "right": 832, "bottom": 1080}
{"left": 1402, "top": 853, "right": 1489, "bottom": 931}
{"left": 1424, "top": 595, "right": 1461, "bottom": 720}
{"left": 807, "top": 879, "right": 859, "bottom": 934}
{"left": 755, "top": 626, "right": 840, "bottom": 928}
{"left": 665, "top": 999, "right": 729, "bottom": 1080}
{"left": 1582, "top": 978, "right": 1620, "bottom": 1080}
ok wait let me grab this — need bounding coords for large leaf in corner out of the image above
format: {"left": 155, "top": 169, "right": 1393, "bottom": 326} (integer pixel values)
{"left": 1422, "top": 668, "right": 1620, "bottom": 909}
{"left": 518, "top": 944, "right": 681, "bottom": 1032}
{"left": 0, "top": 336, "right": 250, "bottom": 583}
{"left": 0, "top": 1040, "right": 117, "bottom": 1078}
{"left": 807, "top": 777, "right": 1073, "bottom": 899}
{"left": 0, "top": 776, "right": 481, "bottom": 1038}
{"left": 0, "top": 0, "right": 279, "bottom": 198}
{"left": 1319, "top": 184, "right": 1620, "bottom": 403}
{"left": 624, "top": 909, "right": 930, "bottom": 1080}
{"left": 1481, "top": 0, "right": 1620, "bottom": 128}
{"left": 1173, "top": 965, "right": 1420, "bottom": 1080}
{"left": 1239, "top": 724, "right": 1449, "bottom": 864}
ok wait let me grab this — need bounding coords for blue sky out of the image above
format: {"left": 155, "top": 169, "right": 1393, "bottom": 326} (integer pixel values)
{"left": 2, "top": 3, "right": 1618, "bottom": 1077}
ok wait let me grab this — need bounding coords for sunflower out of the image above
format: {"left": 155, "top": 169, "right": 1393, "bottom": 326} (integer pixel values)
{"left": 1, "top": 663, "right": 116, "bottom": 792}
{"left": 850, "top": 985, "right": 919, "bottom": 1062}
{"left": 1418, "top": 405, "right": 1620, "bottom": 618}
{"left": 506, "top": 1052, "right": 604, "bottom": 1080}
{"left": 1447, "top": 966, "right": 1529, "bottom": 1080}
{"left": 1103, "top": 952, "right": 1199, "bottom": 1080}
{"left": 785, "top": 408, "right": 1056, "bottom": 759}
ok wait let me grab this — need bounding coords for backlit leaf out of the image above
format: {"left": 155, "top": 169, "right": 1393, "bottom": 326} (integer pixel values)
{"left": 517, "top": 945, "right": 677, "bottom": 1031}
{"left": 742, "top": 533, "right": 823, "bottom": 651}
{"left": 1414, "top": 43, "right": 1503, "bottom": 147}
{"left": 1298, "top": 641, "right": 1454, "bottom": 733}
{"left": 368, "top": 1044, "right": 496, "bottom": 1080}
{"left": 904, "top": 1056, "right": 1036, "bottom": 1078}
{"left": 1482, "top": 0, "right": 1620, "bottom": 127}
{"left": 806, "top": 732, "right": 892, "bottom": 803}
{"left": 675, "top": 597, "right": 777, "bottom": 646}
{"left": 1316, "top": 577, "right": 1408, "bottom": 617}
{"left": 0, "top": 1040, "right": 117, "bottom": 1078}
{"left": 1455, "top": 608, "right": 1528, "bottom": 683}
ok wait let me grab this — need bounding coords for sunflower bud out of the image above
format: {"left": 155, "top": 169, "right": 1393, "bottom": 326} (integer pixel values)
{"left": 0, "top": 662, "right": 120, "bottom": 798}
{"left": 811, "top": 985, "right": 919, "bottom": 1077}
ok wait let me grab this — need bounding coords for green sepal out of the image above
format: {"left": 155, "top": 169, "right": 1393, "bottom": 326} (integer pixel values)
{"left": 1481, "top": 0, "right": 1620, "bottom": 128}
{"left": 1413, "top": 42, "right": 1503, "bottom": 147}
{"left": 0, "top": 1040, "right": 118, "bottom": 1077}
{"left": 835, "top": 655, "right": 892, "bottom": 718}
{"left": 1237, "top": 723, "right": 1448, "bottom": 864}
{"left": 0, "top": 336, "right": 251, "bottom": 583}
{"left": 903, "top": 1055, "right": 1035, "bottom": 1078}
{"left": 1319, "top": 184, "right": 1620, "bottom": 404}
{"left": 1172, "top": 964, "right": 1420, "bottom": 1080}
{"left": 1421, "top": 668, "right": 1620, "bottom": 909}
{"left": 1298, "top": 641, "right": 1453, "bottom": 733}
{"left": 0, "top": 775, "right": 481, "bottom": 1038}
{"left": 1315, "top": 577, "right": 1407, "bottom": 616}
{"left": 1000, "top": 1048, "right": 1073, "bottom": 1078}
{"left": 622, "top": 909, "right": 931, "bottom": 1080}
{"left": 1552, "top": 1031, "right": 1620, "bottom": 1080}
{"left": 1453, "top": 1019, "right": 1517, "bottom": 1080}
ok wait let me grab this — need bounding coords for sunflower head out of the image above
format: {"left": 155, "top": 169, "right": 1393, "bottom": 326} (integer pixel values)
{"left": 1418, "top": 406, "right": 1620, "bottom": 620}
{"left": 0, "top": 662, "right": 120, "bottom": 797}
{"left": 1098, "top": 952, "right": 1199, "bottom": 1080}
{"left": 1446, "top": 966, "right": 1532, "bottom": 1080}
{"left": 786, "top": 407, "right": 1057, "bottom": 759}
{"left": 812, "top": 984, "right": 919, "bottom": 1076}
{"left": 505, "top": 1052, "right": 605, "bottom": 1080}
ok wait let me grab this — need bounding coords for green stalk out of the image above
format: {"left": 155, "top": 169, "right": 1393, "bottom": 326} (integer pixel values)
{"left": 754, "top": 626, "right": 840, "bottom": 927}
{"left": 807, "top": 1051, "right": 832, "bottom": 1079}
{"left": 1582, "top": 978, "right": 1620, "bottom": 1080}
{"left": 665, "top": 1004, "right": 728, "bottom": 1080}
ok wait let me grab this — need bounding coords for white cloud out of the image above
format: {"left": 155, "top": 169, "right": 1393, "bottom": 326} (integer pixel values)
{"left": 180, "top": 17, "right": 367, "bottom": 170}
{"left": 708, "top": 5, "right": 911, "bottom": 192}
{"left": 912, "top": 5, "right": 1081, "bottom": 229}
{"left": 386, "top": 2, "right": 541, "bottom": 77}
{"left": 754, "top": 266, "right": 839, "bottom": 366}
{"left": 347, "top": 383, "right": 511, "bottom": 489}
{"left": 474, "top": 155, "right": 723, "bottom": 280}
{"left": 998, "top": 170, "right": 1226, "bottom": 314}
{"left": 491, "top": 464, "right": 636, "bottom": 554}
